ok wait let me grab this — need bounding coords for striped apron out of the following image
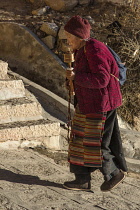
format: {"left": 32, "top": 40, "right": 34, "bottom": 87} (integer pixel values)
{"left": 68, "top": 109, "right": 107, "bottom": 167}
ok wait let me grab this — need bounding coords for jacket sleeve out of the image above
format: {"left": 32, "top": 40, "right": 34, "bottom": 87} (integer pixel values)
{"left": 74, "top": 47, "right": 111, "bottom": 89}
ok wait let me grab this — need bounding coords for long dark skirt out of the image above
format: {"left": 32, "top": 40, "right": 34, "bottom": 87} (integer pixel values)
{"left": 70, "top": 109, "right": 128, "bottom": 180}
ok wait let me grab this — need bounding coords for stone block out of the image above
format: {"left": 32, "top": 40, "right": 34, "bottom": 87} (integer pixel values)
{"left": 0, "top": 60, "right": 8, "bottom": 79}
{"left": 0, "top": 98, "right": 43, "bottom": 124}
{"left": 0, "top": 79, "right": 25, "bottom": 100}
{"left": 40, "top": 23, "right": 59, "bottom": 37}
{"left": 0, "top": 119, "right": 60, "bottom": 142}
{"left": 0, "top": 135, "right": 60, "bottom": 150}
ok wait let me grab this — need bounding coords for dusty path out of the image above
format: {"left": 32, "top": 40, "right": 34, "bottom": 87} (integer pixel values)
{"left": 0, "top": 148, "right": 139, "bottom": 210}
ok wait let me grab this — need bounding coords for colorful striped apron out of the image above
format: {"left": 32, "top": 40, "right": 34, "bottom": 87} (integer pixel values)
{"left": 68, "top": 109, "right": 107, "bottom": 167}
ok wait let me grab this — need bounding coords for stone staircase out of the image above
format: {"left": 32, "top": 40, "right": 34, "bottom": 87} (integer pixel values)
{"left": 0, "top": 60, "right": 60, "bottom": 149}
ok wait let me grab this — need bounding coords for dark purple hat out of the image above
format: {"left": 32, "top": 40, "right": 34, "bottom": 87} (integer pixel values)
{"left": 64, "top": 15, "right": 91, "bottom": 39}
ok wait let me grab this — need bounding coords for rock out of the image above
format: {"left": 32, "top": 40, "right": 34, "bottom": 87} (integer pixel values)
{"left": 58, "top": 26, "right": 67, "bottom": 40}
{"left": 85, "top": 16, "right": 95, "bottom": 25}
{"left": 85, "top": 15, "right": 92, "bottom": 20}
{"left": 78, "top": 0, "right": 91, "bottom": 6}
{"left": 44, "top": 0, "right": 78, "bottom": 11}
{"left": 25, "top": 15, "right": 32, "bottom": 20}
{"left": 90, "top": 19, "right": 95, "bottom": 25}
{"left": 134, "top": 141, "right": 140, "bottom": 159}
{"left": 122, "top": 142, "right": 135, "bottom": 159}
{"left": 42, "top": 35, "right": 56, "bottom": 49}
{"left": 118, "top": 115, "right": 132, "bottom": 130}
{"left": 32, "top": 6, "right": 50, "bottom": 16}
{"left": 121, "top": 128, "right": 140, "bottom": 160}
{"left": 57, "top": 26, "right": 69, "bottom": 52}
{"left": 57, "top": 26, "right": 70, "bottom": 52}
{"left": 40, "top": 22, "right": 59, "bottom": 37}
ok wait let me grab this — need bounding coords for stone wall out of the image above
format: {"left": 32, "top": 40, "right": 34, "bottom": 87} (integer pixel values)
{"left": 27, "top": 0, "right": 140, "bottom": 11}
{"left": 27, "top": 0, "right": 89, "bottom": 11}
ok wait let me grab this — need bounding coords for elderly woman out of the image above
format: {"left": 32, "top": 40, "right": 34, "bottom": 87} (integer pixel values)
{"left": 63, "top": 15, "right": 127, "bottom": 192}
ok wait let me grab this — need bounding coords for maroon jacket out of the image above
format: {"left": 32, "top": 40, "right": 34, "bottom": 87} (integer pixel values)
{"left": 74, "top": 38, "right": 122, "bottom": 114}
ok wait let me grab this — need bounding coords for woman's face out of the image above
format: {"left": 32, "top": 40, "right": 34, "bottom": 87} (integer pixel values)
{"left": 65, "top": 31, "right": 83, "bottom": 50}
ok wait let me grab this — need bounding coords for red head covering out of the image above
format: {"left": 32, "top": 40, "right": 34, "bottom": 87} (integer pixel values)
{"left": 64, "top": 15, "right": 91, "bottom": 40}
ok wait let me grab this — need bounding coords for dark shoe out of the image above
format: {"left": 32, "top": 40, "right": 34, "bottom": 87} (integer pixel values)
{"left": 100, "top": 170, "right": 125, "bottom": 192}
{"left": 63, "top": 179, "right": 91, "bottom": 191}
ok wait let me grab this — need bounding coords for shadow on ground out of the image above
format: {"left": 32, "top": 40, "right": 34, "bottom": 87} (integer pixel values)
{"left": 0, "top": 168, "right": 64, "bottom": 189}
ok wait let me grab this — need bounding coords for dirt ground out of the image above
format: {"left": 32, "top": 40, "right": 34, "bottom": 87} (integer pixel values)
{"left": 0, "top": 148, "right": 140, "bottom": 210}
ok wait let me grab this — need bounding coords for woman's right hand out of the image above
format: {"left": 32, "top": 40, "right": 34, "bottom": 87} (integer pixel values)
{"left": 66, "top": 68, "right": 75, "bottom": 80}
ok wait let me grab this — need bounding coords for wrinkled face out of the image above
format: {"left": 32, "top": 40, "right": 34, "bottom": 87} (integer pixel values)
{"left": 65, "top": 31, "right": 83, "bottom": 50}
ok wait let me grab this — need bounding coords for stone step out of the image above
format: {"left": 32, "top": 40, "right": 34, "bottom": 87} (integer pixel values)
{"left": 0, "top": 97, "right": 43, "bottom": 124}
{"left": 0, "top": 119, "right": 60, "bottom": 150}
{"left": 0, "top": 79, "right": 25, "bottom": 100}
{"left": 0, "top": 60, "right": 8, "bottom": 79}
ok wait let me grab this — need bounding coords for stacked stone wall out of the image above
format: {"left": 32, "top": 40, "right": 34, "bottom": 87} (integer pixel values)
{"left": 27, "top": 0, "right": 140, "bottom": 11}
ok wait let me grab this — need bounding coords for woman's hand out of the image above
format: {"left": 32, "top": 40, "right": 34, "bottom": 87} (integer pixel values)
{"left": 66, "top": 68, "right": 75, "bottom": 80}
